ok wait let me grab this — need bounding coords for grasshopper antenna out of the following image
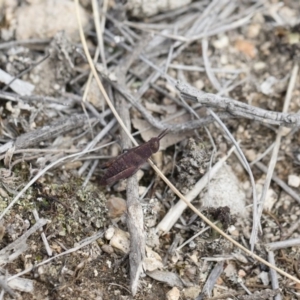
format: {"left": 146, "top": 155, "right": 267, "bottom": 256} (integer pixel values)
{"left": 157, "top": 128, "right": 169, "bottom": 140}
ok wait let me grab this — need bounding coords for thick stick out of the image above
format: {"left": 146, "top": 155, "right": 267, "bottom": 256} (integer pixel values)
{"left": 114, "top": 37, "right": 151, "bottom": 295}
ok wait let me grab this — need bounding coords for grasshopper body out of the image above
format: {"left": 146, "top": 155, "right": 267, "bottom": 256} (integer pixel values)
{"left": 99, "top": 129, "right": 168, "bottom": 185}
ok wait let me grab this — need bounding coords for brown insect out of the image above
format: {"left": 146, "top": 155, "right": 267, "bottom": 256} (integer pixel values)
{"left": 99, "top": 129, "right": 168, "bottom": 186}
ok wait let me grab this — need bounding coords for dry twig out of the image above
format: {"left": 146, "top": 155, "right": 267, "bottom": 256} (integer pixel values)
{"left": 177, "top": 81, "right": 300, "bottom": 128}
{"left": 0, "top": 114, "right": 89, "bottom": 155}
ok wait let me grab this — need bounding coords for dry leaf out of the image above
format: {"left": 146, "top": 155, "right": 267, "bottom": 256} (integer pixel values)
{"left": 132, "top": 118, "right": 192, "bottom": 150}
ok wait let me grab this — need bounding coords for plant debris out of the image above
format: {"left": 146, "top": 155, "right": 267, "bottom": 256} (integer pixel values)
{"left": 0, "top": 0, "right": 300, "bottom": 299}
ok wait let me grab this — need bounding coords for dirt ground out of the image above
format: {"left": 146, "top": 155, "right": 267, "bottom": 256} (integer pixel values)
{"left": 1, "top": 0, "right": 300, "bottom": 299}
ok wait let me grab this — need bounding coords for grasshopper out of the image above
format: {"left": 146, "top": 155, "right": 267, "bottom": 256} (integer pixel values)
{"left": 99, "top": 129, "right": 168, "bottom": 185}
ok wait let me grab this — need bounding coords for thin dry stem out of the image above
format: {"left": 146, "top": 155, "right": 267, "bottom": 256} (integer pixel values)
{"left": 268, "top": 251, "right": 282, "bottom": 300}
{"left": 250, "top": 64, "right": 299, "bottom": 248}
{"left": 266, "top": 238, "right": 300, "bottom": 251}
{"left": 32, "top": 209, "right": 52, "bottom": 257}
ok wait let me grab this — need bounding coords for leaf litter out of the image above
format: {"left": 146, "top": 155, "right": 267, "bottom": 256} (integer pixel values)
{"left": 0, "top": 0, "right": 300, "bottom": 299}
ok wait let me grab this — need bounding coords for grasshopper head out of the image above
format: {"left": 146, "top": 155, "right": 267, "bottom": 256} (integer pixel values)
{"left": 149, "top": 138, "right": 160, "bottom": 153}
{"left": 149, "top": 129, "right": 168, "bottom": 154}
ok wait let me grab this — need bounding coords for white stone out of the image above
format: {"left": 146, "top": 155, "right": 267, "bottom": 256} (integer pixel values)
{"left": 263, "top": 189, "right": 278, "bottom": 211}
{"left": 166, "top": 287, "right": 180, "bottom": 300}
{"left": 109, "top": 228, "right": 130, "bottom": 254}
{"left": 143, "top": 246, "right": 164, "bottom": 272}
{"left": 258, "top": 271, "right": 269, "bottom": 286}
{"left": 254, "top": 61, "right": 266, "bottom": 70}
{"left": 288, "top": 175, "right": 300, "bottom": 188}
{"left": 212, "top": 35, "right": 229, "bottom": 49}
{"left": 105, "top": 227, "right": 115, "bottom": 241}
{"left": 260, "top": 76, "right": 278, "bottom": 95}
{"left": 201, "top": 165, "right": 246, "bottom": 215}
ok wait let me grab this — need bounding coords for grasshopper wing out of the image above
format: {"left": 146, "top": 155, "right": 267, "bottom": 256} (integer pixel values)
{"left": 100, "top": 166, "right": 138, "bottom": 186}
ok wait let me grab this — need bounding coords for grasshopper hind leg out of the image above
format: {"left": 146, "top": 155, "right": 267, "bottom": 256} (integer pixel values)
{"left": 102, "top": 166, "right": 138, "bottom": 186}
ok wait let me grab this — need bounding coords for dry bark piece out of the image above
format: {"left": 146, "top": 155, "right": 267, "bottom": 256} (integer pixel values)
{"left": 146, "top": 270, "right": 184, "bottom": 288}
{"left": 177, "top": 81, "right": 300, "bottom": 127}
{"left": 0, "top": 68, "right": 34, "bottom": 96}
{"left": 199, "top": 262, "right": 224, "bottom": 299}
{"left": 3, "top": 275, "right": 34, "bottom": 293}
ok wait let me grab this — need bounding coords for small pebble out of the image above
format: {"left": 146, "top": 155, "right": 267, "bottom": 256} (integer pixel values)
{"left": 212, "top": 35, "right": 229, "bottom": 49}
{"left": 144, "top": 246, "right": 163, "bottom": 272}
{"left": 228, "top": 225, "right": 239, "bottom": 237}
{"left": 254, "top": 61, "right": 266, "bottom": 70}
{"left": 247, "top": 23, "right": 261, "bottom": 38}
{"left": 259, "top": 271, "right": 269, "bottom": 286}
{"left": 183, "top": 286, "right": 201, "bottom": 299}
{"left": 290, "top": 214, "right": 297, "bottom": 221}
{"left": 101, "top": 244, "right": 114, "bottom": 255}
{"left": 166, "top": 287, "right": 180, "bottom": 300}
{"left": 193, "top": 79, "right": 204, "bottom": 90}
{"left": 109, "top": 228, "right": 130, "bottom": 254}
{"left": 106, "top": 197, "right": 126, "bottom": 219}
{"left": 288, "top": 175, "right": 300, "bottom": 188}
{"left": 245, "top": 149, "right": 256, "bottom": 161}
{"left": 238, "top": 269, "right": 246, "bottom": 278}
{"left": 264, "top": 189, "right": 278, "bottom": 211}
{"left": 105, "top": 227, "right": 115, "bottom": 240}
